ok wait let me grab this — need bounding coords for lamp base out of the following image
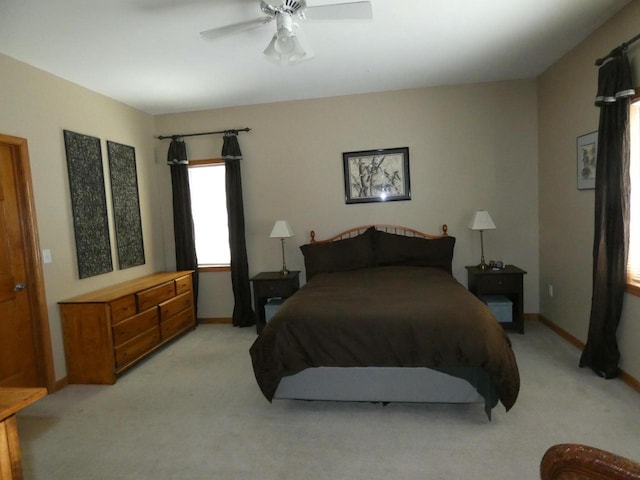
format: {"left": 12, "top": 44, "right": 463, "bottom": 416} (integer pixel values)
{"left": 477, "top": 261, "right": 489, "bottom": 270}
{"left": 279, "top": 237, "right": 289, "bottom": 276}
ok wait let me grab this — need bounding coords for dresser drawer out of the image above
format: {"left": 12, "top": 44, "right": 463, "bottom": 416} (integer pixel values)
{"left": 159, "top": 292, "right": 192, "bottom": 322}
{"left": 161, "top": 308, "right": 195, "bottom": 340}
{"left": 175, "top": 274, "right": 192, "bottom": 295}
{"left": 112, "top": 308, "right": 159, "bottom": 346}
{"left": 110, "top": 295, "right": 136, "bottom": 324}
{"left": 114, "top": 327, "right": 160, "bottom": 369}
{"left": 479, "top": 275, "right": 520, "bottom": 293}
{"left": 137, "top": 281, "right": 175, "bottom": 312}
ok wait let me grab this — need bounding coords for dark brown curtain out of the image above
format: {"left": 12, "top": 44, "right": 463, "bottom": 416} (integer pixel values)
{"left": 167, "top": 139, "right": 199, "bottom": 313}
{"left": 222, "top": 133, "right": 255, "bottom": 327}
{"left": 579, "top": 51, "right": 635, "bottom": 378}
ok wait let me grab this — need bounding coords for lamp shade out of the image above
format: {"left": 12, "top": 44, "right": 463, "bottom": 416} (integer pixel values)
{"left": 468, "top": 211, "right": 496, "bottom": 231}
{"left": 270, "top": 220, "right": 295, "bottom": 238}
{"left": 264, "top": 33, "right": 308, "bottom": 64}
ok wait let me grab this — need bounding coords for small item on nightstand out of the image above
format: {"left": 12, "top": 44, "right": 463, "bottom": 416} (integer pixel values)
{"left": 489, "top": 260, "right": 504, "bottom": 270}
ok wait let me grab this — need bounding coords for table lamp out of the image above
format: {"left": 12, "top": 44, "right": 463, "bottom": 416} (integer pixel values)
{"left": 270, "top": 220, "right": 295, "bottom": 275}
{"left": 468, "top": 210, "right": 496, "bottom": 270}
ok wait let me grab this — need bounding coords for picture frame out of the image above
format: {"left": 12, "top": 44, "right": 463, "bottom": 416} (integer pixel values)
{"left": 577, "top": 131, "right": 598, "bottom": 190}
{"left": 343, "top": 147, "right": 411, "bottom": 204}
{"left": 107, "top": 141, "right": 146, "bottom": 270}
{"left": 63, "top": 130, "right": 114, "bottom": 278}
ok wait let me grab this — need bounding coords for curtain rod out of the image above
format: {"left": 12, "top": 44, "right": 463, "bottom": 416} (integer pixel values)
{"left": 595, "top": 32, "right": 640, "bottom": 66}
{"left": 155, "top": 127, "right": 251, "bottom": 140}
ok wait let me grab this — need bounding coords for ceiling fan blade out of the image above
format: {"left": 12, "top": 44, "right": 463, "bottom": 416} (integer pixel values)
{"left": 304, "top": 1, "right": 372, "bottom": 21}
{"left": 200, "top": 16, "right": 273, "bottom": 40}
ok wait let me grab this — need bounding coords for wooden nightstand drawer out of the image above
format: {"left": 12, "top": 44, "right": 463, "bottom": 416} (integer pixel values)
{"left": 255, "top": 280, "right": 297, "bottom": 298}
{"left": 478, "top": 275, "right": 519, "bottom": 293}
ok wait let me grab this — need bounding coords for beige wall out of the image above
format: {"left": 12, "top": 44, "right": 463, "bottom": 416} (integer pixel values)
{"left": 155, "top": 80, "right": 540, "bottom": 319}
{"left": 0, "top": 53, "right": 165, "bottom": 380}
{"left": 0, "top": 44, "right": 543, "bottom": 383}
{"left": 538, "top": 1, "right": 640, "bottom": 380}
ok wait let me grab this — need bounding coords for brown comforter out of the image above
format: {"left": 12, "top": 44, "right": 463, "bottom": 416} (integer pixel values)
{"left": 249, "top": 266, "right": 520, "bottom": 411}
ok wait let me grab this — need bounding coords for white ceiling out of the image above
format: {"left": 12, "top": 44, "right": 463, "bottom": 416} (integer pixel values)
{"left": 0, "top": 0, "right": 631, "bottom": 115}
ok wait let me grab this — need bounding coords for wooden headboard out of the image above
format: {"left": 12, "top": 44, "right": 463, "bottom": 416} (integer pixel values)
{"left": 310, "top": 224, "right": 448, "bottom": 243}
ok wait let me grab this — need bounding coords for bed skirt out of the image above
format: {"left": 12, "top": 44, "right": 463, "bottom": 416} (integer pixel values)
{"left": 274, "top": 366, "right": 498, "bottom": 417}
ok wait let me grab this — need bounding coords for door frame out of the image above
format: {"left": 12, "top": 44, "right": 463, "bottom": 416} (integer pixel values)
{"left": 0, "top": 133, "right": 55, "bottom": 392}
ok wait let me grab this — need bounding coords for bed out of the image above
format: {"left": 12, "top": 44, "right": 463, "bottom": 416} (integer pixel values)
{"left": 249, "top": 225, "right": 520, "bottom": 417}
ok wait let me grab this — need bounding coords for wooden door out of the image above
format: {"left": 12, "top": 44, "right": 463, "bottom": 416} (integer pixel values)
{"left": 0, "top": 143, "right": 39, "bottom": 387}
{"left": 0, "top": 134, "right": 55, "bottom": 390}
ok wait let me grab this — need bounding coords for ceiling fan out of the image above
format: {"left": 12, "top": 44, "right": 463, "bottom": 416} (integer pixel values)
{"left": 200, "top": 0, "right": 373, "bottom": 65}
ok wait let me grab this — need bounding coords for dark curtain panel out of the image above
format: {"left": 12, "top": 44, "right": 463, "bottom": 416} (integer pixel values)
{"left": 167, "top": 139, "right": 199, "bottom": 313}
{"left": 222, "top": 133, "right": 256, "bottom": 327}
{"left": 580, "top": 51, "right": 635, "bottom": 378}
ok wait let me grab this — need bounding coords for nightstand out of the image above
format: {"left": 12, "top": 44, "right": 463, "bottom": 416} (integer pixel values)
{"left": 466, "top": 265, "right": 527, "bottom": 334}
{"left": 250, "top": 271, "right": 300, "bottom": 333}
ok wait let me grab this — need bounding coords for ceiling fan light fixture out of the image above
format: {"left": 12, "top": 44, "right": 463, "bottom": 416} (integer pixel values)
{"left": 263, "top": 34, "right": 280, "bottom": 59}
{"left": 275, "top": 31, "right": 296, "bottom": 54}
{"left": 286, "top": 35, "right": 308, "bottom": 62}
{"left": 263, "top": 31, "right": 308, "bottom": 65}
{"left": 202, "top": 1, "right": 369, "bottom": 63}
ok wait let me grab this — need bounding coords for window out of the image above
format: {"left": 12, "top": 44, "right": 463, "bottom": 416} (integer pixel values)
{"left": 627, "top": 90, "right": 640, "bottom": 294}
{"left": 188, "top": 159, "right": 230, "bottom": 271}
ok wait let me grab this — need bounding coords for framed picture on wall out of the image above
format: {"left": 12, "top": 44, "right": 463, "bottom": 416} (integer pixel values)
{"left": 577, "top": 131, "right": 598, "bottom": 190}
{"left": 63, "top": 129, "right": 113, "bottom": 279}
{"left": 107, "top": 140, "right": 146, "bottom": 270}
{"left": 343, "top": 147, "right": 411, "bottom": 204}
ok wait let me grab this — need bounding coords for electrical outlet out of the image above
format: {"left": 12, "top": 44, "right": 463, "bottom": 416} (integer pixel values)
{"left": 42, "top": 249, "right": 52, "bottom": 264}
{"left": 548, "top": 284, "right": 554, "bottom": 297}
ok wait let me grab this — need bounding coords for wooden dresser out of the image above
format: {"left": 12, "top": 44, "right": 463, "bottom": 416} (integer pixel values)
{"left": 59, "top": 271, "right": 196, "bottom": 384}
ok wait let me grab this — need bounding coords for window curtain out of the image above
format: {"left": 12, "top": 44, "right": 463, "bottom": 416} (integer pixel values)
{"left": 222, "top": 133, "right": 256, "bottom": 327}
{"left": 579, "top": 50, "right": 635, "bottom": 378}
{"left": 167, "top": 139, "right": 199, "bottom": 313}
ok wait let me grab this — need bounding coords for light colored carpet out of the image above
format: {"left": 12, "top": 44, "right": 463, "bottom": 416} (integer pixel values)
{"left": 17, "top": 320, "right": 640, "bottom": 479}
